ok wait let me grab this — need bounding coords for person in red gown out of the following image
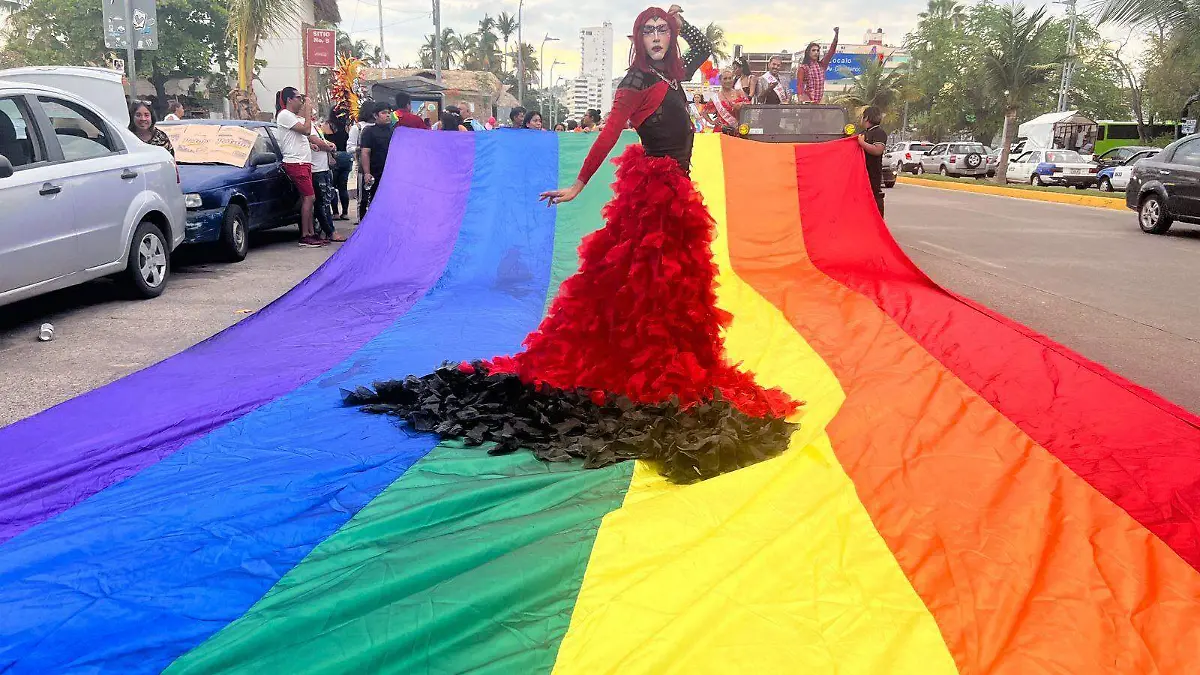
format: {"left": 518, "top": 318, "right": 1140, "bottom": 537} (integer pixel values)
{"left": 350, "top": 5, "right": 800, "bottom": 483}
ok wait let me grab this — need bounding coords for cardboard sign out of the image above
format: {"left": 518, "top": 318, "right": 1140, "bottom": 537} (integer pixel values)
{"left": 163, "top": 124, "right": 259, "bottom": 166}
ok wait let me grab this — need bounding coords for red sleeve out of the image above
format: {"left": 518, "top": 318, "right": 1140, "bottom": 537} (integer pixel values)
{"left": 821, "top": 34, "right": 840, "bottom": 69}
{"left": 577, "top": 88, "right": 637, "bottom": 186}
{"left": 576, "top": 83, "right": 666, "bottom": 186}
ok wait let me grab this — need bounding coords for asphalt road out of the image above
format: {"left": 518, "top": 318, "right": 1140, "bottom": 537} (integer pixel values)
{"left": 0, "top": 227, "right": 350, "bottom": 427}
{"left": 887, "top": 183, "right": 1200, "bottom": 413}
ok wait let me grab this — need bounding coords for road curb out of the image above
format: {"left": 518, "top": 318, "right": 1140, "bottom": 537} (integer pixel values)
{"left": 897, "top": 175, "right": 1127, "bottom": 211}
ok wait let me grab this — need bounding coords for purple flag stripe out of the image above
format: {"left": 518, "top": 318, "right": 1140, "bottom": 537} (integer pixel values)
{"left": 0, "top": 128, "right": 474, "bottom": 544}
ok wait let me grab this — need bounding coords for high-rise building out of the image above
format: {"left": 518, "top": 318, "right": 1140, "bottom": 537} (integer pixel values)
{"left": 572, "top": 23, "right": 613, "bottom": 120}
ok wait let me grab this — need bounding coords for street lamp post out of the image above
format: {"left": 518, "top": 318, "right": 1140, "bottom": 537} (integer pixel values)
{"left": 540, "top": 35, "right": 559, "bottom": 114}
{"left": 548, "top": 59, "right": 564, "bottom": 122}
{"left": 516, "top": 0, "right": 524, "bottom": 106}
{"left": 553, "top": 76, "right": 567, "bottom": 126}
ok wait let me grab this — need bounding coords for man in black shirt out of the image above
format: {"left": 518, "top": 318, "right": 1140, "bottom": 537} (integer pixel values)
{"left": 857, "top": 105, "right": 888, "bottom": 217}
{"left": 359, "top": 102, "right": 396, "bottom": 212}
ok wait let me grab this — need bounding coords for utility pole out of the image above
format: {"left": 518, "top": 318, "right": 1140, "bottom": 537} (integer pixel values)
{"left": 123, "top": 0, "right": 136, "bottom": 99}
{"left": 432, "top": 0, "right": 442, "bottom": 83}
{"left": 377, "top": 0, "right": 387, "bottom": 77}
{"left": 1056, "top": 0, "right": 1077, "bottom": 112}
{"left": 516, "top": 0, "right": 524, "bottom": 107}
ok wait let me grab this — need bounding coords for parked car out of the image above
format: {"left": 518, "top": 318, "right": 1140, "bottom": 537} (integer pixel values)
{"left": 883, "top": 141, "right": 932, "bottom": 175}
{"left": 917, "top": 142, "right": 989, "bottom": 178}
{"left": 882, "top": 160, "right": 897, "bottom": 189}
{"left": 162, "top": 120, "right": 299, "bottom": 261}
{"left": 1094, "top": 145, "right": 1157, "bottom": 170}
{"left": 1126, "top": 133, "right": 1200, "bottom": 234}
{"left": 1006, "top": 149, "right": 1098, "bottom": 188}
{"left": 984, "top": 146, "right": 1000, "bottom": 177}
{"left": 1098, "top": 149, "right": 1159, "bottom": 192}
{"left": 0, "top": 76, "right": 185, "bottom": 308}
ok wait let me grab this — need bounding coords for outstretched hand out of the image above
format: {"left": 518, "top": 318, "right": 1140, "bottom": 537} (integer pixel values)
{"left": 539, "top": 181, "right": 584, "bottom": 207}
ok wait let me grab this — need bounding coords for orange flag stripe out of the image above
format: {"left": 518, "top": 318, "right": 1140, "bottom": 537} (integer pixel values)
{"left": 721, "top": 135, "right": 1200, "bottom": 674}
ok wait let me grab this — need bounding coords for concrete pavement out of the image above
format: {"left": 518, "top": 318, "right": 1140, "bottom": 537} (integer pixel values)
{"left": 0, "top": 227, "right": 350, "bottom": 427}
{"left": 887, "top": 183, "right": 1200, "bottom": 413}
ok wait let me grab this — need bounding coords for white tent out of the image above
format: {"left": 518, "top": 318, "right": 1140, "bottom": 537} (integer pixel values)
{"left": 1017, "top": 110, "right": 1097, "bottom": 151}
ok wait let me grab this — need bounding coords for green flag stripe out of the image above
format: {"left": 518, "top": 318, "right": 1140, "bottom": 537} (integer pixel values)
{"left": 166, "top": 136, "right": 635, "bottom": 675}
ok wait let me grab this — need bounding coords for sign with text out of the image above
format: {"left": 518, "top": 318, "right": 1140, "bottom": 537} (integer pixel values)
{"left": 305, "top": 28, "right": 337, "bottom": 68}
{"left": 162, "top": 125, "right": 259, "bottom": 166}
{"left": 102, "top": 0, "right": 159, "bottom": 50}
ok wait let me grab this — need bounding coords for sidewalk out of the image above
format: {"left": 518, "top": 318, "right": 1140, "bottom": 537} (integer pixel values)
{"left": 897, "top": 175, "right": 1127, "bottom": 211}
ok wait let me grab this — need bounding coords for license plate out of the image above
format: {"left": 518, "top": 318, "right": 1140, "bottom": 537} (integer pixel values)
{"left": 1067, "top": 168, "right": 1084, "bottom": 175}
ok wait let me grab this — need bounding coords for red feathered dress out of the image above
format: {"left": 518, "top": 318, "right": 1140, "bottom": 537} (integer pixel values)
{"left": 351, "top": 19, "right": 800, "bottom": 483}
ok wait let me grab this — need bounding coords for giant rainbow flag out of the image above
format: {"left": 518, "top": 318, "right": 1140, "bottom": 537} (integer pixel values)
{"left": 2, "top": 129, "right": 1199, "bottom": 673}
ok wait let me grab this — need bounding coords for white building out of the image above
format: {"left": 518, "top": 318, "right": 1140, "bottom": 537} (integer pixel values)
{"left": 252, "top": 0, "right": 341, "bottom": 115}
{"left": 571, "top": 23, "right": 613, "bottom": 120}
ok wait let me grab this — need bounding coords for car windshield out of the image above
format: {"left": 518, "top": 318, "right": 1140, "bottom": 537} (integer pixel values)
{"left": 741, "top": 106, "right": 848, "bottom": 137}
{"left": 1045, "top": 150, "right": 1084, "bottom": 163}
{"left": 160, "top": 124, "right": 260, "bottom": 166}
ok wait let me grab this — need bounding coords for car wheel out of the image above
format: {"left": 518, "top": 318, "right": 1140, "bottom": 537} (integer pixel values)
{"left": 1031, "top": 174, "right": 1044, "bottom": 186}
{"left": 124, "top": 220, "right": 169, "bottom": 298}
{"left": 1138, "top": 193, "right": 1173, "bottom": 234}
{"left": 895, "top": 161, "right": 904, "bottom": 175}
{"left": 1074, "top": 184, "right": 1088, "bottom": 190}
{"left": 939, "top": 166, "right": 949, "bottom": 177}
{"left": 220, "top": 204, "right": 250, "bottom": 262}
{"left": 1099, "top": 177, "right": 1112, "bottom": 192}
{"left": 884, "top": 181, "right": 896, "bottom": 189}
{"left": 916, "top": 164, "right": 925, "bottom": 175}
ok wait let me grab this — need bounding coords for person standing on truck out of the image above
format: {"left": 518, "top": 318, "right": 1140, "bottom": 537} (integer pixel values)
{"left": 797, "top": 27, "right": 839, "bottom": 103}
{"left": 757, "top": 55, "right": 791, "bottom": 104}
{"left": 857, "top": 105, "right": 888, "bottom": 217}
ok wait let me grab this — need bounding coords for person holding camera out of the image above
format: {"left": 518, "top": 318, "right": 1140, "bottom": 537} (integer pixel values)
{"left": 275, "top": 87, "right": 324, "bottom": 247}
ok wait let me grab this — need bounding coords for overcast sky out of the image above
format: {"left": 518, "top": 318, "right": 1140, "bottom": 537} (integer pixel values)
{"left": 339, "top": 0, "right": 1127, "bottom": 83}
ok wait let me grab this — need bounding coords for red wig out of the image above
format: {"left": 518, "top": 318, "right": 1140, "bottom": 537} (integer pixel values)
{"left": 628, "top": 7, "right": 685, "bottom": 82}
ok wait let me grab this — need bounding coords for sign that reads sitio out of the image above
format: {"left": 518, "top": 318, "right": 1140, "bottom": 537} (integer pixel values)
{"left": 306, "top": 28, "right": 337, "bottom": 68}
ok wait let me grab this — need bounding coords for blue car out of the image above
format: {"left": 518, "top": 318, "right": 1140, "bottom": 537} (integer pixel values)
{"left": 162, "top": 120, "right": 299, "bottom": 261}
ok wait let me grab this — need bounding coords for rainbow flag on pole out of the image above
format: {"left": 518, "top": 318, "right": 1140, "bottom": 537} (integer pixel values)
{"left": 2, "top": 130, "right": 1199, "bottom": 673}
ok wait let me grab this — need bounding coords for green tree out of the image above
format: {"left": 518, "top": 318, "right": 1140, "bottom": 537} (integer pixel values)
{"left": 1092, "top": 0, "right": 1200, "bottom": 33}
{"left": 495, "top": 12, "right": 518, "bottom": 72}
{"left": 834, "top": 59, "right": 907, "bottom": 113}
{"left": 419, "top": 29, "right": 461, "bottom": 70}
{"left": 904, "top": 0, "right": 973, "bottom": 141}
{"left": 1140, "top": 32, "right": 1200, "bottom": 123}
{"left": 977, "top": 2, "right": 1059, "bottom": 181}
{"left": 144, "top": 0, "right": 231, "bottom": 112}
{"left": 703, "top": 23, "right": 728, "bottom": 64}
{"left": 2, "top": 0, "right": 230, "bottom": 113}
{"left": 227, "top": 0, "right": 297, "bottom": 117}
{"left": 335, "top": 30, "right": 387, "bottom": 67}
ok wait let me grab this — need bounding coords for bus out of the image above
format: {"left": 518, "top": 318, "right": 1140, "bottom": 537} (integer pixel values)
{"left": 1094, "top": 120, "right": 1180, "bottom": 154}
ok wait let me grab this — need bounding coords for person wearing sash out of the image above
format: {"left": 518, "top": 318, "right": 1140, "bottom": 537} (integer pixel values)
{"left": 798, "top": 27, "right": 840, "bottom": 104}
{"left": 703, "top": 67, "right": 748, "bottom": 133}
{"left": 757, "top": 55, "right": 792, "bottom": 104}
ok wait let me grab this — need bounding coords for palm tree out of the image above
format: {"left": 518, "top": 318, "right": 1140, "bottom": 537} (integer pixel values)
{"left": 1092, "top": 0, "right": 1200, "bottom": 32}
{"left": 834, "top": 60, "right": 908, "bottom": 110}
{"left": 508, "top": 42, "right": 539, "bottom": 94}
{"left": 419, "top": 29, "right": 461, "bottom": 70}
{"left": 496, "top": 12, "right": 518, "bottom": 73}
{"left": 919, "top": 0, "right": 967, "bottom": 28}
{"left": 980, "top": 3, "right": 1058, "bottom": 182}
{"left": 227, "top": 0, "right": 298, "bottom": 118}
{"left": 703, "top": 23, "right": 729, "bottom": 64}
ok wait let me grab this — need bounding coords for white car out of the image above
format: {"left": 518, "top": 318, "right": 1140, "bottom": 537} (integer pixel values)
{"left": 1101, "top": 149, "right": 1159, "bottom": 193}
{"left": 917, "top": 142, "right": 989, "bottom": 177}
{"left": 0, "top": 72, "right": 185, "bottom": 308}
{"left": 1005, "top": 149, "right": 1099, "bottom": 188}
{"left": 883, "top": 141, "right": 933, "bottom": 175}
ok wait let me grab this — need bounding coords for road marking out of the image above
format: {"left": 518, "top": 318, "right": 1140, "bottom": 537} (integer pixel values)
{"left": 914, "top": 241, "right": 1007, "bottom": 269}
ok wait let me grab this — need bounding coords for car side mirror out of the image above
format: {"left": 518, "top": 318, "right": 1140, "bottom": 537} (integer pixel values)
{"left": 0, "top": 155, "right": 12, "bottom": 179}
{"left": 250, "top": 152, "right": 277, "bottom": 167}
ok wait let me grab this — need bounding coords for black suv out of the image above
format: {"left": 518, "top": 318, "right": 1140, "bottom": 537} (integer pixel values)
{"left": 1127, "top": 134, "right": 1200, "bottom": 234}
